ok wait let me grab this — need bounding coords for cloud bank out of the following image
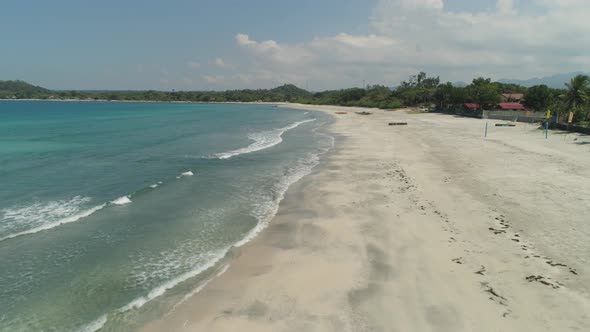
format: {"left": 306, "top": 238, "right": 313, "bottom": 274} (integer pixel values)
{"left": 227, "top": 0, "right": 589, "bottom": 90}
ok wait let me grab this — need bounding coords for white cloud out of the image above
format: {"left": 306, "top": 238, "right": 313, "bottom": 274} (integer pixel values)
{"left": 228, "top": 0, "right": 590, "bottom": 89}
{"left": 392, "top": 0, "right": 443, "bottom": 10}
{"left": 235, "top": 34, "right": 280, "bottom": 53}
{"left": 236, "top": 33, "right": 256, "bottom": 47}
{"left": 496, "top": 0, "right": 516, "bottom": 15}
{"left": 332, "top": 33, "right": 396, "bottom": 48}
{"left": 214, "top": 58, "right": 225, "bottom": 67}
{"left": 212, "top": 57, "right": 236, "bottom": 69}
{"left": 203, "top": 75, "right": 225, "bottom": 84}
{"left": 188, "top": 62, "right": 201, "bottom": 69}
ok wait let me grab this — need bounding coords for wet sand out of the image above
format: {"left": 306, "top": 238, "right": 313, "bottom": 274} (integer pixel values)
{"left": 141, "top": 105, "right": 590, "bottom": 331}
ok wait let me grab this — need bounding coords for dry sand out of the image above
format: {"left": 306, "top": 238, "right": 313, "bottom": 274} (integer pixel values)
{"left": 141, "top": 104, "right": 590, "bottom": 331}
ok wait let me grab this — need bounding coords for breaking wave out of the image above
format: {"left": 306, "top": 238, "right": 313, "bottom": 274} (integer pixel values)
{"left": 110, "top": 196, "right": 132, "bottom": 205}
{"left": 0, "top": 197, "right": 106, "bottom": 242}
{"left": 215, "top": 119, "right": 316, "bottom": 159}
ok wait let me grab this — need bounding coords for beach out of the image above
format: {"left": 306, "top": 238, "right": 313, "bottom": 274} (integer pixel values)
{"left": 141, "top": 104, "right": 590, "bottom": 331}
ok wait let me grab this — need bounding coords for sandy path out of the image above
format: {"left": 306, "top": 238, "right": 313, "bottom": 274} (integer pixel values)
{"left": 141, "top": 105, "right": 590, "bottom": 331}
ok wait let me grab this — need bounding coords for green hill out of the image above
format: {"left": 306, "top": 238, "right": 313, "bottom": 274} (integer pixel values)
{"left": 269, "top": 84, "right": 312, "bottom": 100}
{"left": 0, "top": 80, "right": 51, "bottom": 99}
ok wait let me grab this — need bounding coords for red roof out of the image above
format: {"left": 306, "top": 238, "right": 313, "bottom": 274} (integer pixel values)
{"left": 498, "top": 102, "right": 525, "bottom": 110}
{"left": 464, "top": 103, "right": 480, "bottom": 109}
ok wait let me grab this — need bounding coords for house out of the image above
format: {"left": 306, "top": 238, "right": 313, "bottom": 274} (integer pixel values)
{"left": 501, "top": 93, "right": 524, "bottom": 102}
{"left": 497, "top": 102, "right": 526, "bottom": 111}
{"left": 464, "top": 103, "right": 480, "bottom": 111}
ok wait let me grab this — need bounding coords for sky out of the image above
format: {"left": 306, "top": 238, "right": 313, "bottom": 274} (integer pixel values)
{"left": 1, "top": 0, "right": 588, "bottom": 91}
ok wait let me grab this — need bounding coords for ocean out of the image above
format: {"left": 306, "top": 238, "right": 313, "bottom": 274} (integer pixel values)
{"left": 0, "top": 101, "right": 333, "bottom": 331}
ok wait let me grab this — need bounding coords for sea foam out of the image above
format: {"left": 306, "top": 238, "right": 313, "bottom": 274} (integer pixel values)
{"left": 119, "top": 249, "right": 228, "bottom": 312}
{"left": 234, "top": 153, "right": 322, "bottom": 247}
{"left": 215, "top": 118, "right": 316, "bottom": 159}
{"left": 0, "top": 197, "right": 105, "bottom": 242}
{"left": 111, "top": 196, "right": 132, "bottom": 205}
{"left": 170, "top": 263, "right": 231, "bottom": 313}
{"left": 76, "top": 122, "right": 333, "bottom": 329}
{"left": 74, "top": 315, "right": 107, "bottom": 332}
{"left": 235, "top": 125, "right": 334, "bottom": 247}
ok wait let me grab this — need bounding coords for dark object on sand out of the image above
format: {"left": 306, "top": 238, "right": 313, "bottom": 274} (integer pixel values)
{"left": 475, "top": 265, "right": 486, "bottom": 275}
{"left": 335, "top": 111, "right": 348, "bottom": 114}
{"left": 389, "top": 122, "right": 408, "bottom": 126}
{"left": 355, "top": 111, "right": 372, "bottom": 115}
{"left": 495, "top": 123, "right": 516, "bottom": 127}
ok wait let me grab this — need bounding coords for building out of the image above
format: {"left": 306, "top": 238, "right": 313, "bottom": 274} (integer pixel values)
{"left": 464, "top": 103, "right": 480, "bottom": 111}
{"left": 501, "top": 93, "right": 524, "bottom": 102}
{"left": 497, "top": 102, "right": 526, "bottom": 111}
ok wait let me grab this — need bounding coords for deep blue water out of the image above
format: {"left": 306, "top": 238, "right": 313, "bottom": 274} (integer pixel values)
{"left": 0, "top": 101, "right": 332, "bottom": 331}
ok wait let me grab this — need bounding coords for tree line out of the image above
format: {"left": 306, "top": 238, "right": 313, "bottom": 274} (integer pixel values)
{"left": 1, "top": 73, "right": 588, "bottom": 124}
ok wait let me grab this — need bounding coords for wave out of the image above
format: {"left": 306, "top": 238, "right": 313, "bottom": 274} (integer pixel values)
{"left": 170, "top": 263, "right": 231, "bottom": 312}
{"left": 235, "top": 124, "right": 334, "bottom": 247}
{"left": 110, "top": 196, "right": 132, "bottom": 205}
{"left": 175, "top": 171, "right": 194, "bottom": 179}
{"left": 73, "top": 315, "right": 107, "bottom": 332}
{"left": 0, "top": 197, "right": 106, "bottom": 242}
{"left": 149, "top": 181, "right": 164, "bottom": 189}
{"left": 234, "top": 153, "right": 322, "bottom": 247}
{"left": 73, "top": 123, "right": 333, "bottom": 331}
{"left": 102, "top": 141, "right": 329, "bottom": 325}
{"left": 0, "top": 172, "right": 186, "bottom": 242}
{"left": 118, "top": 249, "right": 228, "bottom": 313}
{"left": 215, "top": 118, "right": 316, "bottom": 159}
{"left": 80, "top": 258, "right": 230, "bottom": 331}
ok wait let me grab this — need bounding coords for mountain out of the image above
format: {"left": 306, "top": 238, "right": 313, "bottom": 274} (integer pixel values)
{"left": 0, "top": 81, "right": 314, "bottom": 102}
{"left": 0, "top": 80, "right": 51, "bottom": 98}
{"left": 269, "top": 84, "right": 312, "bottom": 99}
{"left": 498, "top": 72, "right": 589, "bottom": 89}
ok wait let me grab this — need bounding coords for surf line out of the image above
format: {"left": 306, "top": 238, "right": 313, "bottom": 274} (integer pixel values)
{"left": 214, "top": 118, "right": 316, "bottom": 159}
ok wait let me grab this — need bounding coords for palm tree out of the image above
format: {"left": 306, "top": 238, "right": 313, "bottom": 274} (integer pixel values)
{"left": 560, "top": 74, "right": 589, "bottom": 122}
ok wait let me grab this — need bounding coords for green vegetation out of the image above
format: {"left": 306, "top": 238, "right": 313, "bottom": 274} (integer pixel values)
{"left": 523, "top": 85, "right": 553, "bottom": 112}
{"left": 560, "top": 74, "right": 590, "bottom": 123}
{"left": 299, "top": 85, "right": 402, "bottom": 109}
{"left": 0, "top": 80, "right": 50, "bottom": 99}
{"left": 2, "top": 73, "right": 589, "bottom": 124}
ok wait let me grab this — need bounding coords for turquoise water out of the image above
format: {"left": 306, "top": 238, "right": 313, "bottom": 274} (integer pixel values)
{"left": 0, "top": 101, "right": 332, "bottom": 331}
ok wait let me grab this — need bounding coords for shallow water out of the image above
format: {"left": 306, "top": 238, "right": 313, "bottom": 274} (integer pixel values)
{"left": 0, "top": 101, "right": 332, "bottom": 331}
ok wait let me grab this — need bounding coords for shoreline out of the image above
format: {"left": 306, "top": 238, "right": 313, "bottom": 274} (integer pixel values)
{"left": 0, "top": 103, "right": 332, "bottom": 332}
{"left": 0, "top": 99, "right": 327, "bottom": 107}
{"left": 0, "top": 98, "right": 284, "bottom": 104}
{"left": 139, "top": 104, "right": 351, "bottom": 331}
{"left": 140, "top": 104, "right": 590, "bottom": 331}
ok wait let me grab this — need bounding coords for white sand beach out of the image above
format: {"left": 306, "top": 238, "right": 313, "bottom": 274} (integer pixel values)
{"left": 141, "top": 104, "right": 590, "bottom": 331}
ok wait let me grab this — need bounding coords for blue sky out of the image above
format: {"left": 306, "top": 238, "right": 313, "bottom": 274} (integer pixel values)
{"left": 1, "top": 0, "right": 587, "bottom": 90}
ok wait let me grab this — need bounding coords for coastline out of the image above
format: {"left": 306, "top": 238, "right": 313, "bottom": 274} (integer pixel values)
{"left": 140, "top": 104, "right": 590, "bottom": 331}
{"left": 0, "top": 102, "right": 331, "bottom": 332}
{"left": 0, "top": 98, "right": 293, "bottom": 105}
{"left": 0, "top": 98, "right": 282, "bottom": 104}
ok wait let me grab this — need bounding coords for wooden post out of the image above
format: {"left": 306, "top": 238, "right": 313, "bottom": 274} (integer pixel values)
{"left": 546, "top": 109, "right": 551, "bottom": 140}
